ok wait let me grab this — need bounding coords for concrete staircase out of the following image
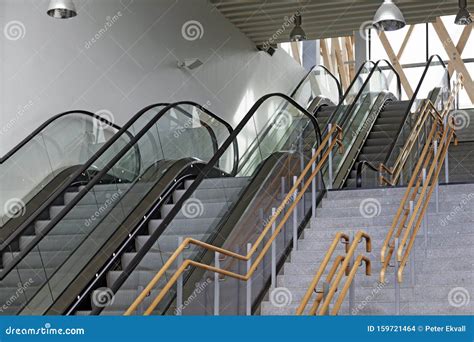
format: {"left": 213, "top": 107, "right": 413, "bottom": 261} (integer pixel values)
{"left": 261, "top": 184, "right": 474, "bottom": 315}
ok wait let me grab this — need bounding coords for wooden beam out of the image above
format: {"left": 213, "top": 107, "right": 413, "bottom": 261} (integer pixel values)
{"left": 397, "top": 25, "right": 414, "bottom": 60}
{"left": 290, "top": 41, "right": 301, "bottom": 65}
{"left": 432, "top": 17, "right": 474, "bottom": 103}
{"left": 320, "top": 39, "right": 333, "bottom": 73}
{"left": 345, "top": 35, "right": 355, "bottom": 80}
{"left": 378, "top": 31, "right": 414, "bottom": 98}
{"left": 332, "top": 37, "right": 349, "bottom": 90}
{"left": 447, "top": 25, "right": 472, "bottom": 76}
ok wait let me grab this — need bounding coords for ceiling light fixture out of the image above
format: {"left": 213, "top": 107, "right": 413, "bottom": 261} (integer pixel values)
{"left": 373, "top": 0, "right": 406, "bottom": 31}
{"left": 455, "top": 0, "right": 472, "bottom": 25}
{"left": 289, "top": 14, "right": 307, "bottom": 41}
{"left": 47, "top": 0, "right": 77, "bottom": 19}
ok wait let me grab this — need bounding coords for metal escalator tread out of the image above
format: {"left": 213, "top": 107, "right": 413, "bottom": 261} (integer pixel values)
{"left": 344, "top": 100, "right": 411, "bottom": 188}
{"left": 314, "top": 105, "right": 337, "bottom": 131}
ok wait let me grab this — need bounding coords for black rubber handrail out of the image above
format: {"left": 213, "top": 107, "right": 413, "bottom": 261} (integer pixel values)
{"left": 101, "top": 93, "right": 320, "bottom": 312}
{"left": 0, "top": 111, "right": 123, "bottom": 163}
{"left": 382, "top": 54, "right": 448, "bottom": 166}
{"left": 69, "top": 94, "right": 323, "bottom": 315}
{"left": 333, "top": 59, "right": 401, "bottom": 135}
{"left": 0, "top": 104, "right": 169, "bottom": 252}
{"left": 355, "top": 55, "right": 449, "bottom": 187}
{"left": 290, "top": 64, "right": 343, "bottom": 102}
{"left": 0, "top": 101, "right": 234, "bottom": 278}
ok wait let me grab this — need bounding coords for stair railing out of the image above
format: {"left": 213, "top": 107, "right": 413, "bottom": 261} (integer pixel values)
{"left": 124, "top": 124, "right": 343, "bottom": 315}
{"left": 380, "top": 75, "right": 463, "bottom": 285}
{"left": 296, "top": 231, "right": 371, "bottom": 316}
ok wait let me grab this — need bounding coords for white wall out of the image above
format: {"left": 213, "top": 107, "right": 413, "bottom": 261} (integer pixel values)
{"left": 0, "top": 0, "right": 305, "bottom": 155}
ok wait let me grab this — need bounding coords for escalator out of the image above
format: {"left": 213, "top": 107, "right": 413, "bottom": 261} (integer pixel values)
{"left": 352, "top": 55, "right": 451, "bottom": 188}
{"left": 0, "top": 111, "right": 127, "bottom": 246}
{"left": 103, "top": 60, "right": 402, "bottom": 315}
{"left": 0, "top": 102, "right": 235, "bottom": 315}
{"left": 65, "top": 66, "right": 343, "bottom": 315}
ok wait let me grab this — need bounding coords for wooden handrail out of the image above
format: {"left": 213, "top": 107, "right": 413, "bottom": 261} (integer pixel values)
{"left": 318, "top": 231, "right": 371, "bottom": 315}
{"left": 297, "top": 231, "right": 371, "bottom": 316}
{"left": 296, "top": 232, "right": 349, "bottom": 315}
{"left": 397, "top": 123, "right": 456, "bottom": 282}
{"left": 124, "top": 125, "right": 343, "bottom": 315}
{"left": 380, "top": 106, "right": 458, "bottom": 283}
{"left": 331, "top": 255, "right": 371, "bottom": 315}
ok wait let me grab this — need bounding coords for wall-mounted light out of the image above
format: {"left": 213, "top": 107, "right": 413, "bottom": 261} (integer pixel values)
{"left": 373, "top": 0, "right": 406, "bottom": 31}
{"left": 455, "top": 0, "right": 472, "bottom": 25}
{"left": 289, "top": 14, "right": 307, "bottom": 41}
{"left": 47, "top": 0, "right": 77, "bottom": 19}
{"left": 178, "top": 58, "right": 203, "bottom": 70}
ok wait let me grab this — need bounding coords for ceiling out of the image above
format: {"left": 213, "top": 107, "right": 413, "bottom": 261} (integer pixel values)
{"left": 210, "top": 0, "right": 461, "bottom": 45}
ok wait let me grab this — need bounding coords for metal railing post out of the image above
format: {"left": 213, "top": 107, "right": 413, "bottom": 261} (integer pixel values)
{"left": 409, "top": 201, "right": 415, "bottom": 287}
{"left": 348, "top": 232, "right": 355, "bottom": 315}
{"left": 328, "top": 124, "right": 333, "bottom": 190}
{"left": 271, "top": 208, "right": 277, "bottom": 289}
{"left": 434, "top": 140, "right": 439, "bottom": 213}
{"left": 246, "top": 243, "right": 252, "bottom": 316}
{"left": 322, "top": 281, "right": 330, "bottom": 316}
{"left": 293, "top": 176, "right": 298, "bottom": 251}
{"left": 444, "top": 115, "right": 450, "bottom": 184}
{"left": 214, "top": 251, "right": 220, "bottom": 316}
{"left": 394, "top": 238, "right": 400, "bottom": 315}
{"left": 176, "top": 236, "right": 183, "bottom": 316}
{"left": 312, "top": 148, "right": 317, "bottom": 219}
{"left": 422, "top": 167, "right": 428, "bottom": 250}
